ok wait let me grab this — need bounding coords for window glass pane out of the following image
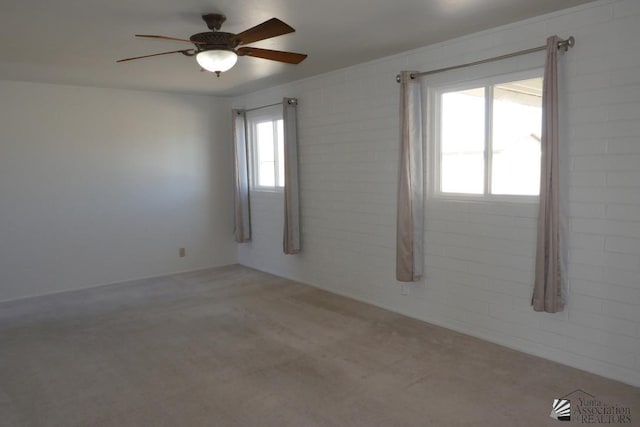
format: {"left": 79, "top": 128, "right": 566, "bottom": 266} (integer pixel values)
{"left": 440, "top": 87, "right": 485, "bottom": 194}
{"left": 277, "top": 120, "right": 285, "bottom": 187}
{"left": 256, "top": 121, "right": 275, "bottom": 186}
{"left": 259, "top": 161, "right": 275, "bottom": 186}
{"left": 442, "top": 153, "right": 485, "bottom": 194}
{"left": 491, "top": 78, "right": 542, "bottom": 195}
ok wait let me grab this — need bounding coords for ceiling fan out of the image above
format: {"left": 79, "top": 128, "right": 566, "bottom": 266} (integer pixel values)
{"left": 117, "top": 14, "right": 308, "bottom": 77}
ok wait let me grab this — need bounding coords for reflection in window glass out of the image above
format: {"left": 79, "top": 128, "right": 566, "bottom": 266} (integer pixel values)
{"left": 491, "top": 78, "right": 542, "bottom": 195}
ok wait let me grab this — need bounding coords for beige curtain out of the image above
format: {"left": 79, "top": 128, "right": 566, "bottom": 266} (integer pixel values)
{"left": 283, "top": 98, "right": 301, "bottom": 254}
{"left": 396, "top": 71, "right": 424, "bottom": 282}
{"left": 232, "top": 109, "right": 251, "bottom": 243}
{"left": 532, "top": 36, "right": 564, "bottom": 313}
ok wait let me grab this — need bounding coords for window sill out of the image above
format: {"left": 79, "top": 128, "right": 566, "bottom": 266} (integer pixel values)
{"left": 430, "top": 192, "right": 539, "bottom": 205}
{"left": 251, "top": 187, "right": 284, "bottom": 194}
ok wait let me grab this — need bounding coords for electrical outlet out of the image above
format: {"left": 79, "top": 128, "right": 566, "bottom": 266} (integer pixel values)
{"left": 400, "top": 283, "right": 410, "bottom": 296}
{"left": 179, "top": 248, "right": 186, "bottom": 258}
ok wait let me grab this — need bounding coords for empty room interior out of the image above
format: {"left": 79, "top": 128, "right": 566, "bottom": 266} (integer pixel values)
{"left": 1, "top": 0, "right": 640, "bottom": 425}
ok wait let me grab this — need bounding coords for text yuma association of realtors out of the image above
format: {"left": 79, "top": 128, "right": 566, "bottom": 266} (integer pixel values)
{"left": 574, "top": 396, "right": 632, "bottom": 424}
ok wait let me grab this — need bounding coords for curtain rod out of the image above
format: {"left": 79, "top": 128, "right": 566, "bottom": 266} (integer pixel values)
{"left": 242, "top": 102, "right": 282, "bottom": 113}
{"left": 238, "top": 98, "right": 298, "bottom": 114}
{"left": 395, "top": 36, "right": 575, "bottom": 83}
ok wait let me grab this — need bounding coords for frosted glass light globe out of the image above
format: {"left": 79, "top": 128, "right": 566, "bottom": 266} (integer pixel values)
{"left": 196, "top": 50, "right": 238, "bottom": 74}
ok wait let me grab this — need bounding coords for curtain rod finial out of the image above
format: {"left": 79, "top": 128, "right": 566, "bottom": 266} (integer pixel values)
{"left": 559, "top": 36, "right": 575, "bottom": 52}
{"left": 567, "top": 36, "right": 575, "bottom": 48}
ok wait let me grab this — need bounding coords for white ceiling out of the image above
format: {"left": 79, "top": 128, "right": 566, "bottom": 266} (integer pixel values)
{"left": 0, "top": 0, "right": 594, "bottom": 96}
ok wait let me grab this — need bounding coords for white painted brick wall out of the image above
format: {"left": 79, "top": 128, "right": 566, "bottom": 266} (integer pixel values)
{"left": 234, "top": 0, "right": 640, "bottom": 386}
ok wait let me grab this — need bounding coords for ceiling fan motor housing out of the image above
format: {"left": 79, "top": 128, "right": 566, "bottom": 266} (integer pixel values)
{"left": 189, "top": 32, "right": 239, "bottom": 51}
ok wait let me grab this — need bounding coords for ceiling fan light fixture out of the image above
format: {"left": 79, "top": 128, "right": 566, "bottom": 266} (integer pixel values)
{"left": 118, "top": 15, "right": 308, "bottom": 75}
{"left": 196, "top": 49, "right": 238, "bottom": 75}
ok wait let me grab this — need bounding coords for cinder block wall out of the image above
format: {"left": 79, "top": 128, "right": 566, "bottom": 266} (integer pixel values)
{"left": 233, "top": 0, "right": 640, "bottom": 387}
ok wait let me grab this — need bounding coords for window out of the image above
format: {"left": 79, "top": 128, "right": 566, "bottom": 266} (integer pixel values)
{"left": 247, "top": 107, "right": 284, "bottom": 189}
{"left": 434, "top": 72, "right": 543, "bottom": 197}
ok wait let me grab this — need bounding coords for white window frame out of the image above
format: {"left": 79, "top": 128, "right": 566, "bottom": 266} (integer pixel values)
{"left": 428, "top": 68, "right": 543, "bottom": 203}
{"left": 247, "top": 106, "right": 284, "bottom": 192}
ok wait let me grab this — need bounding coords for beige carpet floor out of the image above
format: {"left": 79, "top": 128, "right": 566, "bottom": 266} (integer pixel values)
{"left": 1, "top": 265, "right": 638, "bottom": 426}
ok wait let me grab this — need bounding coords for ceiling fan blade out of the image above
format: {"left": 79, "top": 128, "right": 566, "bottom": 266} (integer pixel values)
{"left": 135, "top": 34, "right": 206, "bottom": 45}
{"left": 237, "top": 47, "right": 307, "bottom": 64}
{"left": 116, "top": 49, "right": 194, "bottom": 63}
{"left": 232, "top": 18, "right": 294, "bottom": 45}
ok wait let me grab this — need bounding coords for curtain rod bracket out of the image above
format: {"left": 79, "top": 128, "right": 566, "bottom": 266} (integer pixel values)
{"left": 395, "top": 73, "right": 416, "bottom": 83}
